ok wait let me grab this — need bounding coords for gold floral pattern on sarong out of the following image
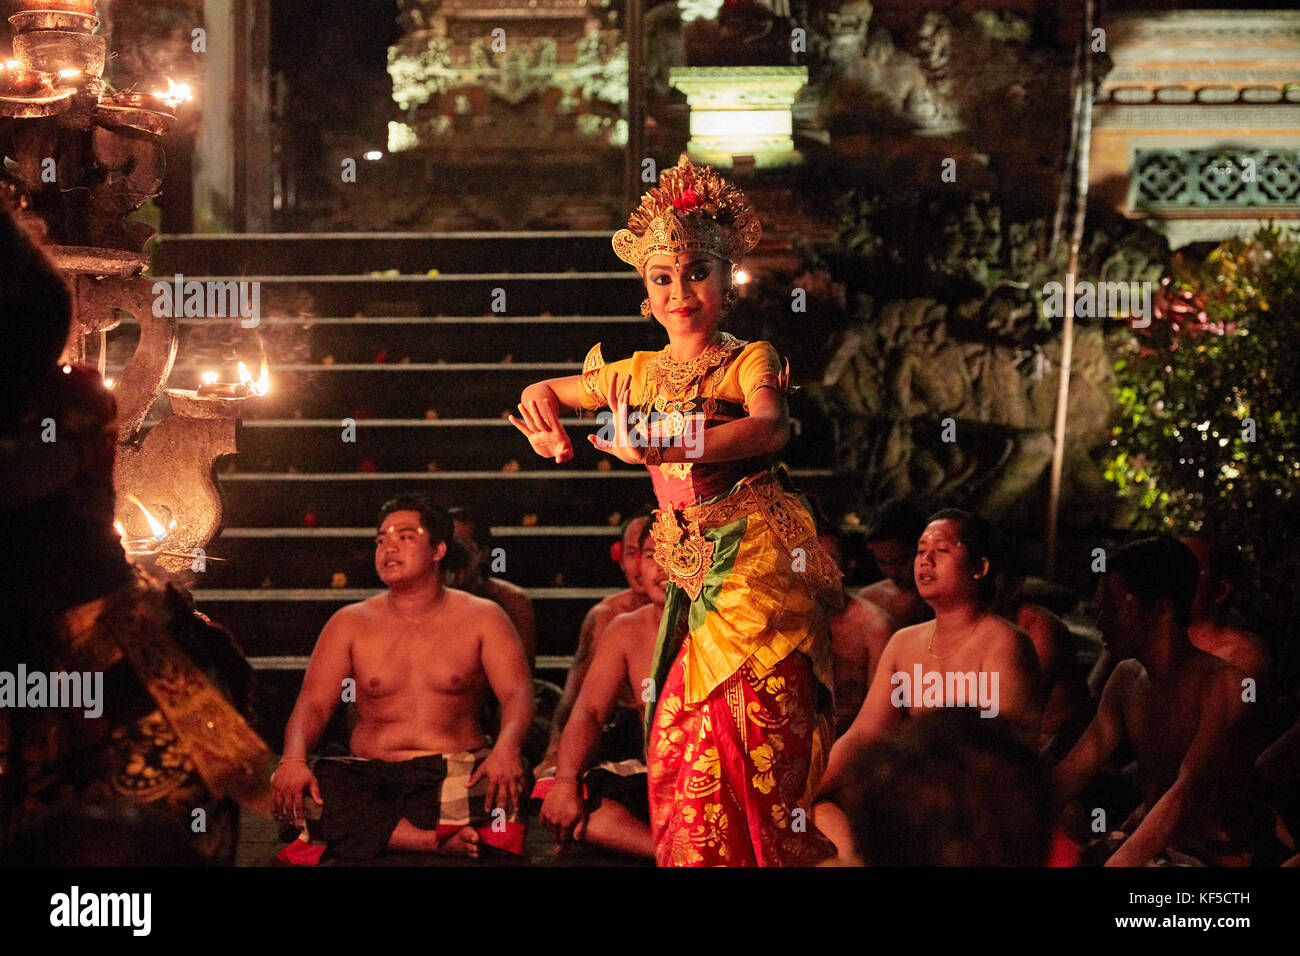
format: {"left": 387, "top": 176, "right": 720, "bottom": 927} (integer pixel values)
{"left": 648, "top": 650, "right": 837, "bottom": 866}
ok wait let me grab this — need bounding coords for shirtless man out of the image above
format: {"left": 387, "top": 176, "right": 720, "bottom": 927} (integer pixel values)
{"left": 271, "top": 495, "right": 533, "bottom": 860}
{"left": 1052, "top": 536, "right": 1250, "bottom": 867}
{"left": 819, "top": 529, "right": 896, "bottom": 736}
{"left": 538, "top": 522, "right": 664, "bottom": 858}
{"left": 857, "top": 498, "right": 932, "bottom": 630}
{"left": 813, "top": 509, "right": 1042, "bottom": 859}
{"left": 538, "top": 513, "right": 651, "bottom": 775}
{"left": 449, "top": 505, "right": 536, "bottom": 668}
{"left": 1180, "top": 534, "right": 1269, "bottom": 683}
{"left": 992, "top": 571, "right": 1090, "bottom": 755}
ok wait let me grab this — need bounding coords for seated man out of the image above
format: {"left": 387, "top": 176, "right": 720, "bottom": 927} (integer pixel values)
{"left": 448, "top": 505, "right": 536, "bottom": 669}
{"left": 271, "top": 494, "right": 532, "bottom": 862}
{"left": 814, "top": 509, "right": 1042, "bottom": 859}
{"left": 856, "top": 498, "right": 933, "bottom": 630}
{"left": 1052, "top": 536, "right": 1251, "bottom": 867}
{"left": 535, "top": 521, "right": 663, "bottom": 859}
{"left": 819, "top": 526, "right": 895, "bottom": 737}
{"left": 1180, "top": 533, "right": 1269, "bottom": 683}
{"left": 992, "top": 564, "right": 1090, "bottom": 756}
{"left": 537, "top": 512, "right": 651, "bottom": 775}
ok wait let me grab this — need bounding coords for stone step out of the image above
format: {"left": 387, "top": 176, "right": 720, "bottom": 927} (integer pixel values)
{"left": 196, "top": 526, "right": 633, "bottom": 591}
{"left": 213, "top": 469, "right": 847, "bottom": 528}
{"left": 138, "top": 364, "right": 585, "bottom": 419}
{"left": 139, "top": 273, "right": 644, "bottom": 317}
{"left": 109, "top": 314, "right": 661, "bottom": 366}
{"left": 214, "top": 407, "right": 831, "bottom": 473}
{"left": 156, "top": 231, "right": 623, "bottom": 277}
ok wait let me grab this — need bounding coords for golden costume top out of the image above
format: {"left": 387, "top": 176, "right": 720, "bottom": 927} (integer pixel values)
{"left": 576, "top": 332, "right": 785, "bottom": 511}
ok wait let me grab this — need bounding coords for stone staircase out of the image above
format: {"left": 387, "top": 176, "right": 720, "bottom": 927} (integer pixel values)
{"left": 111, "top": 233, "right": 851, "bottom": 748}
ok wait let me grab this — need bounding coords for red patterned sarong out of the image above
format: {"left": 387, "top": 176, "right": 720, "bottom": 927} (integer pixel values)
{"left": 648, "top": 644, "right": 836, "bottom": 866}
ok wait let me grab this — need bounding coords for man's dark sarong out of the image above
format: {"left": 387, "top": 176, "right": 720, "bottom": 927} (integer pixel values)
{"left": 308, "top": 749, "right": 527, "bottom": 859}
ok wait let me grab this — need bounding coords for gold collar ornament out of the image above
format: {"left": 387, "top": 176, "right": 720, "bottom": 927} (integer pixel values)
{"left": 612, "top": 154, "right": 762, "bottom": 274}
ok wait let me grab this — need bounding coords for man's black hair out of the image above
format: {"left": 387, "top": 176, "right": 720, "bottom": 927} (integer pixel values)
{"left": 620, "top": 508, "right": 654, "bottom": 542}
{"left": 447, "top": 505, "right": 491, "bottom": 547}
{"left": 864, "top": 498, "right": 929, "bottom": 546}
{"left": 1105, "top": 535, "right": 1199, "bottom": 630}
{"left": 377, "top": 494, "right": 453, "bottom": 550}
{"left": 840, "top": 710, "right": 1053, "bottom": 866}
{"left": 637, "top": 516, "right": 655, "bottom": 552}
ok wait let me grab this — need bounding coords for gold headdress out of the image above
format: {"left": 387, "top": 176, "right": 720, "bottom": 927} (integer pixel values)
{"left": 612, "top": 154, "right": 761, "bottom": 273}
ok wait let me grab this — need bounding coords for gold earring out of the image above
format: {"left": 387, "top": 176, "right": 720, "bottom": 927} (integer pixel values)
{"left": 641, "top": 297, "right": 653, "bottom": 317}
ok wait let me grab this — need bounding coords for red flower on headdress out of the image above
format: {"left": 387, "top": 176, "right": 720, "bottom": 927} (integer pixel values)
{"left": 674, "top": 188, "right": 701, "bottom": 211}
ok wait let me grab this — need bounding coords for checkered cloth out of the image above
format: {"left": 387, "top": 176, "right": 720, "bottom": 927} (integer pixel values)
{"left": 305, "top": 749, "right": 527, "bottom": 860}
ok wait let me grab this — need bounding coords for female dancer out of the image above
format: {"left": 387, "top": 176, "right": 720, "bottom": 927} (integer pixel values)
{"left": 510, "top": 155, "right": 842, "bottom": 865}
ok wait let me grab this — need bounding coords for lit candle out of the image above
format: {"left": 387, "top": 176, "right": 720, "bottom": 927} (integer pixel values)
{"left": 157, "top": 77, "right": 192, "bottom": 109}
{"left": 196, "top": 380, "right": 253, "bottom": 399}
{"left": 194, "top": 359, "right": 269, "bottom": 398}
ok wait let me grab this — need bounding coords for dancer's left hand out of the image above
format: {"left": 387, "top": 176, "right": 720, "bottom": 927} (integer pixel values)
{"left": 587, "top": 372, "right": 647, "bottom": 465}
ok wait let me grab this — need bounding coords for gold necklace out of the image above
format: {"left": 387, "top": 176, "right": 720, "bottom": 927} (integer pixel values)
{"left": 927, "top": 617, "right": 987, "bottom": 660}
{"left": 645, "top": 331, "right": 740, "bottom": 398}
{"left": 387, "top": 588, "right": 445, "bottom": 626}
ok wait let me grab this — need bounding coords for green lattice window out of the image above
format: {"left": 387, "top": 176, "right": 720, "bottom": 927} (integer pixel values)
{"left": 1131, "top": 148, "right": 1300, "bottom": 211}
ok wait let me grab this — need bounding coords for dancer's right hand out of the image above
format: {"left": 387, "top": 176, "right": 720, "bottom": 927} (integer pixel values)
{"left": 509, "top": 396, "right": 573, "bottom": 463}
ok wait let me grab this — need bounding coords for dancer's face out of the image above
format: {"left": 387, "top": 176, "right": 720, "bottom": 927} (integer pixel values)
{"left": 643, "top": 253, "right": 728, "bottom": 337}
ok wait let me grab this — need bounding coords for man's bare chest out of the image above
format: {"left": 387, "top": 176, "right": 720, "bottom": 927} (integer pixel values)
{"left": 351, "top": 631, "right": 484, "bottom": 699}
{"left": 1125, "top": 679, "right": 1201, "bottom": 766}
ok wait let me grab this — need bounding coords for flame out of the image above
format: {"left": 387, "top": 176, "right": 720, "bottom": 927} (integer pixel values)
{"left": 201, "top": 370, "right": 219, "bottom": 385}
{"left": 157, "top": 76, "right": 192, "bottom": 109}
{"left": 4, "top": 61, "right": 20, "bottom": 71}
{"left": 239, "top": 357, "right": 270, "bottom": 396}
{"left": 128, "top": 494, "right": 168, "bottom": 540}
{"left": 103, "top": 377, "right": 115, "bottom": 390}
{"left": 57, "top": 68, "right": 81, "bottom": 79}
{"left": 113, "top": 521, "right": 125, "bottom": 538}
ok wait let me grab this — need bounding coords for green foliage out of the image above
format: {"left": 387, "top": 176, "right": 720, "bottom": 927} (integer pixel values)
{"left": 1105, "top": 225, "right": 1300, "bottom": 626}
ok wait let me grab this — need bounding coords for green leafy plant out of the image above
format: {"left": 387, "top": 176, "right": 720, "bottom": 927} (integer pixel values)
{"left": 1105, "top": 225, "right": 1300, "bottom": 632}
